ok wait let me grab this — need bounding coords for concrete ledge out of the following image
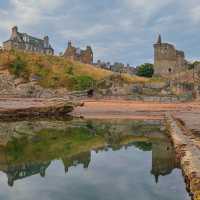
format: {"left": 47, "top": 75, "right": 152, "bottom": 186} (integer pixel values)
{"left": 166, "top": 113, "right": 200, "bottom": 200}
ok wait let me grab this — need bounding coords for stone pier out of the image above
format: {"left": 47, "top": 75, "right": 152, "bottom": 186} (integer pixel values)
{"left": 166, "top": 114, "right": 200, "bottom": 200}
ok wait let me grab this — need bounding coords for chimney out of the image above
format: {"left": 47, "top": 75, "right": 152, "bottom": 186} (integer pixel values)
{"left": 11, "top": 26, "right": 18, "bottom": 39}
{"left": 68, "top": 41, "right": 72, "bottom": 48}
{"left": 44, "top": 36, "right": 49, "bottom": 48}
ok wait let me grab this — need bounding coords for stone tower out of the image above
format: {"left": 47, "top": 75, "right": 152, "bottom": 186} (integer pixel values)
{"left": 154, "top": 35, "right": 187, "bottom": 77}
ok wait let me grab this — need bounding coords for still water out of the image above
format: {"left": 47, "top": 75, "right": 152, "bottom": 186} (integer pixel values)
{"left": 0, "top": 119, "right": 190, "bottom": 200}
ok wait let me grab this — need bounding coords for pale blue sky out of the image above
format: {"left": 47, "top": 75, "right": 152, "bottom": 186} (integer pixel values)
{"left": 0, "top": 0, "right": 200, "bottom": 66}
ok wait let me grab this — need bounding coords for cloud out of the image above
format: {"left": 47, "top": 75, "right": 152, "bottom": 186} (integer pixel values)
{"left": 190, "top": 5, "right": 200, "bottom": 24}
{"left": 124, "top": 0, "right": 174, "bottom": 20}
{"left": 0, "top": 0, "right": 65, "bottom": 29}
{"left": 1, "top": 0, "right": 200, "bottom": 65}
{"left": 60, "top": 24, "right": 113, "bottom": 40}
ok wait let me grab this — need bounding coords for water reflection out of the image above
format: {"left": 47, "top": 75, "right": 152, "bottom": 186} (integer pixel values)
{"left": 0, "top": 119, "right": 179, "bottom": 187}
{"left": 5, "top": 161, "right": 51, "bottom": 187}
{"left": 151, "top": 141, "right": 178, "bottom": 183}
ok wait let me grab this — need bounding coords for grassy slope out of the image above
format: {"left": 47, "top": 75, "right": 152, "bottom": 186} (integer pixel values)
{"left": 0, "top": 50, "right": 148, "bottom": 90}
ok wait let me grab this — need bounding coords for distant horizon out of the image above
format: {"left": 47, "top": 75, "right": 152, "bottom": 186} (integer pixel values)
{"left": 0, "top": 0, "right": 200, "bottom": 66}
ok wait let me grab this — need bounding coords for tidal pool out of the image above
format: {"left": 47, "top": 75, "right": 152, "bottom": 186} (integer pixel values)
{"left": 0, "top": 119, "right": 190, "bottom": 200}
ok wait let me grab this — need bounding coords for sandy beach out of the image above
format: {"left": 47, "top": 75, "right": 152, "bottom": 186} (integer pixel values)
{"left": 73, "top": 99, "right": 200, "bottom": 120}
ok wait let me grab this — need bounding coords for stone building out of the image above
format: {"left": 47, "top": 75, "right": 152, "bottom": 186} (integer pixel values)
{"left": 154, "top": 35, "right": 188, "bottom": 77}
{"left": 3, "top": 26, "right": 54, "bottom": 55}
{"left": 63, "top": 41, "right": 93, "bottom": 64}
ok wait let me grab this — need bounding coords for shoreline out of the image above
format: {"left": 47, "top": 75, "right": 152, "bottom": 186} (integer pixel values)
{"left": 0, "top": 98, "right": 200, "bottom": 199}
{"left": 0, "top": 98, "right": 199, "bottom": 120}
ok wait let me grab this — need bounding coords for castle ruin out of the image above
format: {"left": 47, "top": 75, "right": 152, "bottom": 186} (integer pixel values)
{"left": 154, "top": 35, "right": 188, "bottom": 77}
{"left": 3, "top": 26, "right": 54, "bottom": 55}
{"left": 63, "top": 41, "right": 93, "bottom": 64}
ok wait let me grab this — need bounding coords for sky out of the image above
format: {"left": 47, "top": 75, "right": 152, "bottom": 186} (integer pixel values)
{"left": 0, "top": 0, "right": 200, "bottom": 66}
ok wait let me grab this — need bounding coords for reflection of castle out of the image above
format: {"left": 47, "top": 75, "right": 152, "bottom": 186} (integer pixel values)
{"left": 0, "top": 134, "right": 179, "bottom": 186}
{"left": 151, "top": 140, "right": 179, "bottom": 183}
{"left": 0, "top": 150, "right": 92, "bottom": 187}
{"left": 4, "top": 162, "right": 51, "bottom": 187}
{"left": 62, "top": 151, "right": 91, "bottom": 173}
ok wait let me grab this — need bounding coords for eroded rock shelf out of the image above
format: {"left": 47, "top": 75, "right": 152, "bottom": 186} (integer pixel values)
{"left": 0, "top": 98, "right": 77, "bottom": 119}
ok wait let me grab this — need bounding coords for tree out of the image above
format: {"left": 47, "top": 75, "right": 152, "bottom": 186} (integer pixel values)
{"left": 136, "top": 63, "right": 154, "bottom": 77}
{"left": 9, "top": 56, "right": 28, "bottom": 78}
{"left": 188, "top": 61, "right": 200, "bottom": 70}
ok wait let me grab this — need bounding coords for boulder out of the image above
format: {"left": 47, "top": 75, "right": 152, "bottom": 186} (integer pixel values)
{"left": 144, "top": 81, "right": 168, "bottom": 90}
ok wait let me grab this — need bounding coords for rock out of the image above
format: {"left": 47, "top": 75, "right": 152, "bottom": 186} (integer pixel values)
{"left": 144, "top": 81, "right": 168, "bottom": 89}
{"left": 132, "top": 84, "right": 143, "bottom": 93}
{"left": 0, "top": 73, "right": 70, "bottom": 99}
{"left": 0, "top": 98, "right": 77, "bottom": 120}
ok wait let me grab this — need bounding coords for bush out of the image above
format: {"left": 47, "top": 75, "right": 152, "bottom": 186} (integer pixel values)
{"left": 66, "top": 66, "right": 74, "bottom": 75}
{"left": 136, "top": 63, "right": 154, "bottom": 77}
{"left": 9, "top": 56, "right": 28, "bottom": 78}
{"left": 72, "top": 75, "right": 95, "bottom": 91}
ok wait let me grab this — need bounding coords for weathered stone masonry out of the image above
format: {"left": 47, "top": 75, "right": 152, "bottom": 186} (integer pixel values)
{"left": 3, "top": 26, "right": 54, "bottom": 55}
{"left": 63, "top": 41, "right": 93, "bottom": 64}
{"left": 154, "top": 35, "right": 188, "bottom": 77}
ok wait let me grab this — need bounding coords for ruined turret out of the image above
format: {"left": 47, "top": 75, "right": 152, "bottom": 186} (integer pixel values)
{"left": 157, "top": 34, "right": 162, "bottom": 44}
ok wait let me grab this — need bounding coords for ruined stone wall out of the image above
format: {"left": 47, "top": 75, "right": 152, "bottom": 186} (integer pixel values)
{"left": 64, "top": 42, "right": 93, "bottom": 64}
{"left": 3, "top": 40, "right": 25, "bottom": 51}
{"left": 80, "top": 47, "right": 93, "bottom": 64}
{"left": 3, "top": 26, "right": 54, "bottom": 55}
{"left": 64, "top": 45, "right": 78, "bottom": 61}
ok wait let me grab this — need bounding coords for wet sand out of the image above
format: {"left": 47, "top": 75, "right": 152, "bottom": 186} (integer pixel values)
{"left": 73, "top": 100, "right": 200, "bottom": 120}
